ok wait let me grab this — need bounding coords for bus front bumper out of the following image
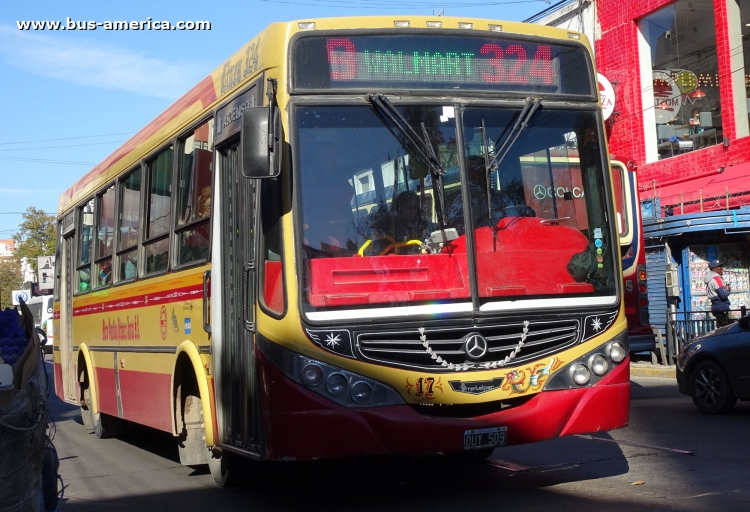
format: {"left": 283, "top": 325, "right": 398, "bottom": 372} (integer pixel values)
{"left": 257, "top": 351, "right": 630, "bottom": 461}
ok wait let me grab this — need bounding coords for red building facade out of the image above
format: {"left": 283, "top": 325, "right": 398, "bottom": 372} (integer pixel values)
{"left": 594, "top": 0, "right": 750, "bottom": 319}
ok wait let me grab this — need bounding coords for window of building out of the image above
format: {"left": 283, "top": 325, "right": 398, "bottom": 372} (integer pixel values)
{"left": 640, "top": 0, "right": 721, "bottom": 160}
{"left": 76, "top": 198, "right": 94, "bottom": 293}
{"left": 117, "top": 168, "right": 141, "bottom": 282}
{"left": 176, "top": 119, "right": 213, "bottom": 266}
{"left": 94, "top": 185, "right": 115, "bottom": 288}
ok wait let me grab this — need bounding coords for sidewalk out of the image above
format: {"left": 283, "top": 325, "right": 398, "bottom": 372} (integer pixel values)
{"left": 629, "top": 362, "right": 675, "bottom": 379}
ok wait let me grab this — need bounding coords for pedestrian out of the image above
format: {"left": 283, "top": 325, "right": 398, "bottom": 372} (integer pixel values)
{"left": 704, "top": 259, "right": 732, "bottom": 327}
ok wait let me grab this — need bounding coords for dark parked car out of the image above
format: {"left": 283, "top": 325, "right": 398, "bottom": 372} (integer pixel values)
{"left": 677, "top": 316, "right": 750, "bottom": 414}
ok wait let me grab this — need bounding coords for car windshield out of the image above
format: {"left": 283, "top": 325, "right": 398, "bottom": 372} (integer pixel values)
{"left": 295, "top": 104, "right": 615, "bottom": 318}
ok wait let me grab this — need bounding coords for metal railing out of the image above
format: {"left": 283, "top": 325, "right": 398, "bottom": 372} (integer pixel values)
{"left": 663, "top": 307, "right": 747, "bottom": 365}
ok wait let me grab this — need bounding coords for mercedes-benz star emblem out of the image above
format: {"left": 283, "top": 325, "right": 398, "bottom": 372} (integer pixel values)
{"left": 464, "top": 333, "right": 488, "bottom": 360}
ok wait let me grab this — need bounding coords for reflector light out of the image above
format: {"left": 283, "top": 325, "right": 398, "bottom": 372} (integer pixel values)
{"left": 394, "top": 20, "right": 411, "bottom": 27}
{"left": 568, "top": 32, "right": 581, "bottom": 39}
{"left": 640, "top": 284, "right": 647, "bottom": 293}
{"left": 640, "top": 298, "right": 648, "bottom": 307}
{"left": 488, "top": 24, "right": 503, "bottom": 32}
{"left": 426, "top": 21, "right": 442, "bottom": 28}
{"left": 298, "top": 22, "right": 316, "bottom": 29}
{"left": 458, "top": 22, "right": 474, "bottom": 29}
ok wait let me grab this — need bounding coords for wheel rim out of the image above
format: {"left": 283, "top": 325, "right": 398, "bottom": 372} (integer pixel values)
{"left": 694, "top": 367, "right": 722, "bottom": 408}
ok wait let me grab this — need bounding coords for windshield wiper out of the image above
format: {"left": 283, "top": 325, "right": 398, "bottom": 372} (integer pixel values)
{"left": 486, "top": 96, "right": 542, "bottom": 174}
{"left": 367, "top": 93, "right": 448, "bottom": 227}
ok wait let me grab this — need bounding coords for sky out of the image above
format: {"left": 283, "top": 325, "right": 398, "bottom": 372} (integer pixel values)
{"left": 0, "top": 0, "right": 557, "bottom": 239}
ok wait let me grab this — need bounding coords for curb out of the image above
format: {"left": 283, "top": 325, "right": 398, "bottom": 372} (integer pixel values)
{"left": 630, "top": 364, "right": 675, "bottom": 379}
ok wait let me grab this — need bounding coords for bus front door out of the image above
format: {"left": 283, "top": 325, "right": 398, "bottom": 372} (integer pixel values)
{"left": 214, "top": 138, "right": 260, "bottom": 453}
{"left": 60, "top": 233, "right": 77, "bottom": 403}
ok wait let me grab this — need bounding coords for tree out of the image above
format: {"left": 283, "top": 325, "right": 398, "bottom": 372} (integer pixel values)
{"left": 13, "top": 207, "right": 56, "bottom": 275}
{"left": 0, "top": 259, "right": 24, "bottom": 309}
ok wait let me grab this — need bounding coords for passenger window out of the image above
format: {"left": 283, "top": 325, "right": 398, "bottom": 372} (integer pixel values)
{"left": 261, "top": 177, "right": 284, "bottom": 314}
{"left": 144, "top": 146, "right": 173, "bottom": 274}
{"left": 176, "top": 119, "right": 213, "bottom": 266}
{"left": 76, "top": 198, "right": 94, "bottom": 293}
{"left": 94, "top": 185, "right": 115, "bottom": 288}
{"left": 117, "top": 168, "right": 141, "bottom": 282}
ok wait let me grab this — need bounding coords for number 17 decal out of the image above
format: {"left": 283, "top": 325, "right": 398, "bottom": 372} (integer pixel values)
{"left": 405, "top": 376, "right": 444, "bottom": 402}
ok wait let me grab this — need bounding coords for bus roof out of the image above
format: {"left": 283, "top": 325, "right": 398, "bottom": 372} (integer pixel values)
{"left": 57, "top": 16, "right": 591, "bottom": 215}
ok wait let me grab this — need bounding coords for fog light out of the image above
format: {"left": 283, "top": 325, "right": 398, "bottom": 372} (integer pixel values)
{"left": 326, "top": 373, "right": 348, "bottom": 395}
{"left": 350, "top": 381, "right": 372, "bottom": 404}
{"left": 301, "top": 364, "right": 323, "bottom": 387}
{"left": 607, "top": 341, "right": 626, "bottom": 363}
{"left": 589, "top": 354, "right": 609, "bottom": 376}
{"left": 570, "top": 364, "right": 591, "bottom": 385}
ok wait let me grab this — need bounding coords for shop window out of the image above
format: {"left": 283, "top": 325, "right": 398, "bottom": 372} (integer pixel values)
{"left": 94, "top": 185, "right": 115, "bottom": 288}
{"left": 144, "top": 146, "right": 173, "bottom": 275}
{"left": 640, "top": 0, "right": 722, "bottom": 160}
{"left": 176, "top": 119, "right": 213, "bottom": 266}
{"left": 117, "top": 168, "right": 141, "bottom": 282}
{"left": 76, "top": 198, "right": 94, "bottom": 293}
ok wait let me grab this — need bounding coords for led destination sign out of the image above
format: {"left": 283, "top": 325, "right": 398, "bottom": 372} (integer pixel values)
{"left": 293, "top": 34, "right": 592, "bottom": 95}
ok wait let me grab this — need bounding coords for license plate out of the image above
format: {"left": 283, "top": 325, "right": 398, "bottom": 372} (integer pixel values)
{"left": 464, "top": 426, "right": 507, "bottom": 450}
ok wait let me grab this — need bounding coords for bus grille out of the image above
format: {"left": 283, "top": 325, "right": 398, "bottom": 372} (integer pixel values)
{"left": 355, "top": 319, "right": 580, "bottom": 371}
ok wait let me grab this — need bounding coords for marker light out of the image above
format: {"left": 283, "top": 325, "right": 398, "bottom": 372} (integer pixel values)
{"left": 589, "top": 354, "right": 609, "bottom": 376}
{"left": 607, "top": 341, "right": 627, "bottom": 363}
{"left": 326, "top": 373, "right": 348, "bottom": 395}
{"left": 394, "top": 21, "right": 411, "bottom": 27}
{"left": 350, "top": 381, "right": 372, "bottom": 404}
{"left": 568, "top": 32, "right": 581, "bottom": 39}
{"left": 298, "top": 22, "right": 316, "bottom": 29}
{"left": 426, "top": 21, "right": 442, "bottom": 28}
{"left": 571, "top": 364, "right": 591, "bottom": 385}
{"left": 458, "top": 22, "right": 474, "bottom": 29}
{"left": 301, "top": 364, "right": 323, "bottom": 387}
{"left": 488, "top": 24, "right": 503, "bottom": 32}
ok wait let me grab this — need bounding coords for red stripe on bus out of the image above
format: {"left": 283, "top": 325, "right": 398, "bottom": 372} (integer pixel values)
{"left": 119, "top": 370, "right": 172, "bottom": 433}
{"left": 54, "top": 362, "right": 64, "bottom": 401}
{"left": 72, "top": 283, "right": 203, "bottom": 316}
{"left": 95, "top": 366, "right": 119, "bottom": 417}
{"left": 60, "top": 75, "right": 217, "bottom": 206}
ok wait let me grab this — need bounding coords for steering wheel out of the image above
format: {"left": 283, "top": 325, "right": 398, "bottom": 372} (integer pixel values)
{"left": 358, "top": 237, "right": 422, "bottom": 256}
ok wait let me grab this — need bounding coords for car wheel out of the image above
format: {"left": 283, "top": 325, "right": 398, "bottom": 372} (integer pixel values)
{"left": 691, "top": 360, "right": 736, "bottom": 414}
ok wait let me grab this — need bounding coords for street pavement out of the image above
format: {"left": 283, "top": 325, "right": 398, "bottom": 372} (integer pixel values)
{"left": 46, "top": 359, "right": 750, "bottom": 511}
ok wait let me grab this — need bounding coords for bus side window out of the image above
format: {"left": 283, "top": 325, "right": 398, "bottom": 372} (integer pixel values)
{"left": 176, "top": 118, "right": 213, "bottom": 266}
{"left": 261, "top": 177, "right": 285, "bottom": 314}
{"left": 117, "top": 168, "right": 142, "bottom": 282}
{"left": 144, "top": 146, "right": 174, "bottom": 275}
{"left": 76, "top": 198, "right": 95, "bottom": 293}
{"left": 94, "top": 185, "right": 115, "bottom": 288}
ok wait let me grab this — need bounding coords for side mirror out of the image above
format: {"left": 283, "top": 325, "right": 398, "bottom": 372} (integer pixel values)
{"left": 241, "top": 106, "right": 282, "bottom": 178}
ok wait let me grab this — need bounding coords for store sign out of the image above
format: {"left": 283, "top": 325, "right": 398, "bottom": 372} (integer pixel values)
{"left": 653, "top": 70, "right": 682, "bottom": 124}
{"left": 11, "top": 290, "right": 29, "bottom": 306}
{"left": 598, "top": 73, "right": 615, "bottom": 121}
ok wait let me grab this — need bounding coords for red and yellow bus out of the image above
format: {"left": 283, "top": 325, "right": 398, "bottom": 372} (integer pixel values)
{"left": 53, "top": 16, "right": 630, "bottom": 485}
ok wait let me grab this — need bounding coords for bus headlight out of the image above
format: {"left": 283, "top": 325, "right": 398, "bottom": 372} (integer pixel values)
{"left": 589, "top": 354, "right": 609, "bottom": 376}
{"left": 258, "top": 335, "right": 405, "bottom": 408}
{"left": 606, "top": 341, "right": 626, "bottom": 363}
{"left": 570, "top": 364, "right": 591, "bottom": 385}
{"left": 301, "top": 364, "right": 323, "bottom": 386}
{"left": 351, "top": 382, "right": 372, "bottom": 404}
{"left": 326, "top": 373, "right": 348, "bottom": 395}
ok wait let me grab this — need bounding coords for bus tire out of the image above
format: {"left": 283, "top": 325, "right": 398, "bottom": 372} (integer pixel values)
{"left": 94, "top": 412, "right": 124, "bottom": 439}
{"left": 81, "top": 387, "right": 94, "bottom": 432}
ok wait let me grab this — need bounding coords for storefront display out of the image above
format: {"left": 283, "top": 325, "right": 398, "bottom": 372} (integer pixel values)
{"left": 687, "top": 244, "right": 749, "bottom": 319}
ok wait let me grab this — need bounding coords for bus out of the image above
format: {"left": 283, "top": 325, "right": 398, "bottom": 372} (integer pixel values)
{"left": 53, "top": 16, "right": 630, "bottom": 485}
{"left": 610, "top": 158, "right": 654, "bottom": 352}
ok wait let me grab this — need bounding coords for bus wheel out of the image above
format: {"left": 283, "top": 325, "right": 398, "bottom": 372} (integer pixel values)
{"left": 207, "top": 446, "right": 232, "bottom": 487}
{"left": 94, "top": 412, "right": 124, "bottom": 439}
{"left": 80, "top": 386, "right": 94, "bottom": 432}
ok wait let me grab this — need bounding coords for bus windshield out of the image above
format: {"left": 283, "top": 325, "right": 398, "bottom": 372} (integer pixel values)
{"left": 296, "top": 104, "right": 615, "bottom": 316}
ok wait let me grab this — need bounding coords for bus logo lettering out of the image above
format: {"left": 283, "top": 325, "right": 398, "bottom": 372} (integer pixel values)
{"left": 102, "top": 315, "right": 140, "bottom": 342}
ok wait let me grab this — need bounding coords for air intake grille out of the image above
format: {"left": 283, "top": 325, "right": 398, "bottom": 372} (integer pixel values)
{"left": 355, "top": 319, "right": 580, "bottom": 371}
